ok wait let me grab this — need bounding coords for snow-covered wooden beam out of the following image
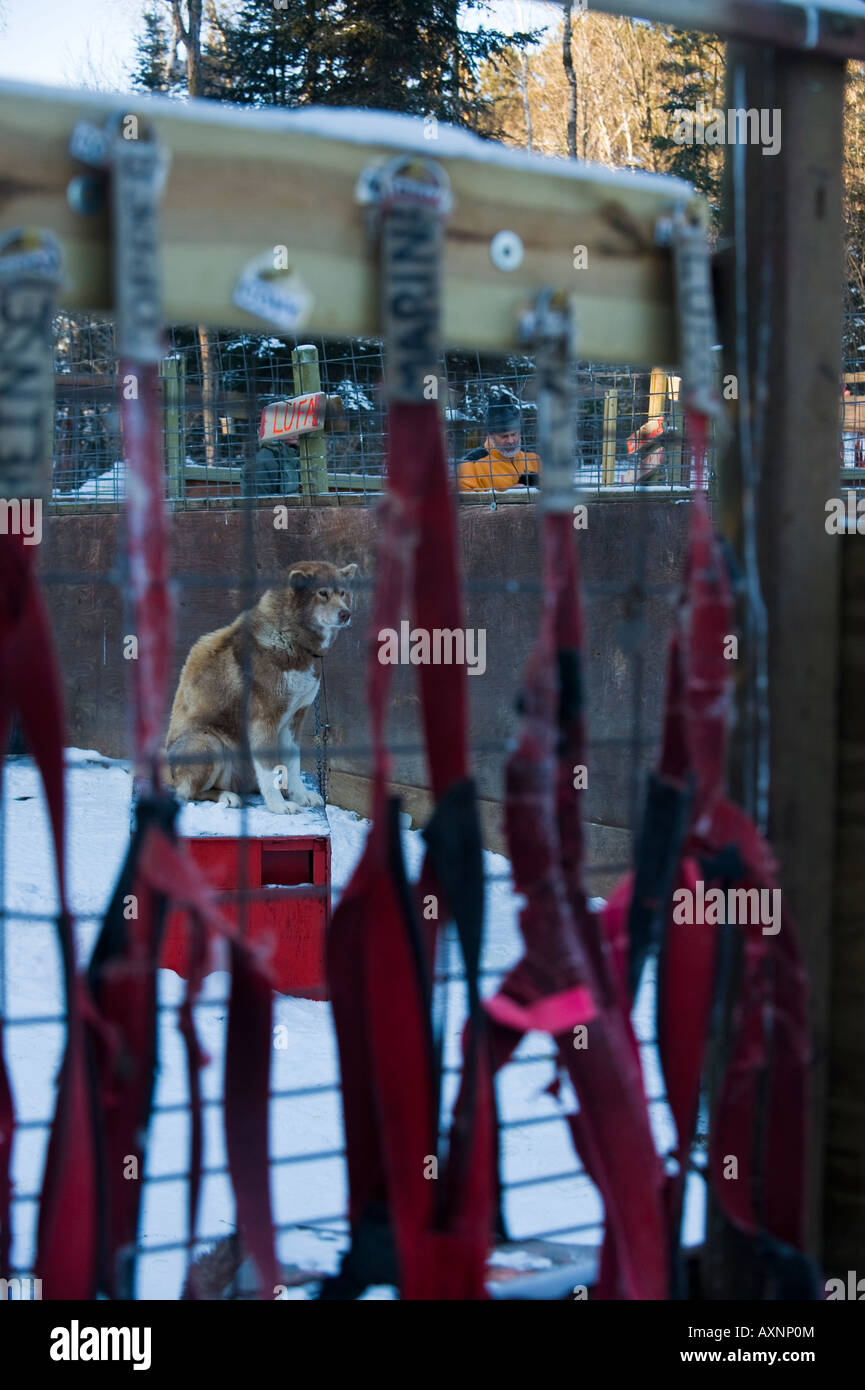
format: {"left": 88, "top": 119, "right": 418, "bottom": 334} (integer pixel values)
{"left": 583, "top": 0, "right": 865, "bottom": 60}
{"left": 0, "top": 80, "right": 701, "bottom": 365}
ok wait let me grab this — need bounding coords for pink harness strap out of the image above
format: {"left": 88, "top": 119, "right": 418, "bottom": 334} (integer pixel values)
{"left": 483, "top": 509, "right": 668, "bottom": 1300}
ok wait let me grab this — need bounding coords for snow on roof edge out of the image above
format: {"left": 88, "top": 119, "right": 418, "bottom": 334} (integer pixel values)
{"left": 0, "top": 79, "right": 696, "bottom": 203}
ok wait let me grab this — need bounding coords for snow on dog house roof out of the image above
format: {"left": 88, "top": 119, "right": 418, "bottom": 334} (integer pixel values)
{"left": 0, "top": 80, "right": 700, "bottom": 366}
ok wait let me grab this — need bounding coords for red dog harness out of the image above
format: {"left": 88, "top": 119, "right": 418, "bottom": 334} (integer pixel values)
{"left": 323, "top": 158, "right": 495, "bottom": 1300}
{"left": 477, "top": 293, "right": 668, "bottom": 1300}
{"left": 612, "top": 209, "right": 814, "bottom": 1297}
{"left": 34, "top": 118, "right": 280, "bottom": 1299}
{"left": 0, "top": 231, "right": 102, "bottom": 1299}
{"left": 613, "top": 412, "right": 813, "bottom": 1296}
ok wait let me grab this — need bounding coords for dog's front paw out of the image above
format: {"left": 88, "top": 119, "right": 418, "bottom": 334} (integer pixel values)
{"left": 264, "top": 798, "right": 290, "bottom": 815}
{"left": 217, "top": 791, "right": 243, "bottom": 809}
{"left": 289, "top": 787, "right": 324, "bottom": 809}
{"left": 297, "top": 789, "right": 325, "bottom": 811}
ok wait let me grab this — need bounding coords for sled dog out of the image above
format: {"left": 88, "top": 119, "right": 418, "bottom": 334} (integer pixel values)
{"left": 166, "top": 560, "right": 357, "bottom": 813}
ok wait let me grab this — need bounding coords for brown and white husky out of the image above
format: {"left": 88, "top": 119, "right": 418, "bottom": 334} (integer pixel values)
{"left": 165, "top": 560, "right": 357, "bottom": 814}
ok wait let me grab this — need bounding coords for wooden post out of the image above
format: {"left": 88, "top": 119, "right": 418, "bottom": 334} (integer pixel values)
{"left": 826, "top": 537, "right": 865, "bottom": 1277}
{"left": 709, "top": 42, "right": 845, "bottom": 1295}
{"left": 648, "top": 365, "right": 667, "bottom": 421}
{"left": 601, "top": 389, "right": 618, "bottom": 487}
{"left": 162, "top": 353, "right": 186, "bottom": 500}
{"left": 291, "top": 345, "right": 329, "bottom": 499}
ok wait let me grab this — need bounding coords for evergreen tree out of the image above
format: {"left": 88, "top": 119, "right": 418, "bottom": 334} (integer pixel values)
{"left": 420, "top": 1, "right": 533, "bottom": 129}
{"left": 208, "top": 0, "right": 326, "bottom": 108}
{"left": 313, "top": 3, "right": 422, "bottom": 114}
{"left": 207, "top": 0, "right": 531, "bottom": 130}
{"left": 132, "top": 5, "right": 174, "bottom": 93}
{"left": 132, "top": 0, "right": 533, "bottom": 129}
{"left": 650, "top": 27, "right": 725, "bottom": 210}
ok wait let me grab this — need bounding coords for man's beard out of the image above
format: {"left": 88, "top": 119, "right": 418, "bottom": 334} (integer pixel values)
{"left": 495, "top": 440, "right": 521, "bottom": 457}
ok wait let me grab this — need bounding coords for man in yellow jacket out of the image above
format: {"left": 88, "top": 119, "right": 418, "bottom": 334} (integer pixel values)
{"left": 457, "top": 401, "right": 541, "bottom": 493}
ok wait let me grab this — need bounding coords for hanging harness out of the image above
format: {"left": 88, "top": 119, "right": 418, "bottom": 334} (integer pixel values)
{"left": 0, "top": 231, "right": 99, "bottom": 1296}
{"left": 470, "top": 291, "right": 669, "bottom": 1301}
{"left": 28, "top": 116, "right": 280, "bottom": 1299}
{"left": 322, "top": 157, "right": 495, "bottom": 1301}
{"left": 613, "top": 207, "right": 814, "bottom": 1297}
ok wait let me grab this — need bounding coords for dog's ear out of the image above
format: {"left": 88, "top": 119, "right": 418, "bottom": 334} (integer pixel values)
{"left": 339, "top": 563, "right": 359, "bottom": 581}
{"left": 287, "top": 568, "right": 307, "bottom": 591}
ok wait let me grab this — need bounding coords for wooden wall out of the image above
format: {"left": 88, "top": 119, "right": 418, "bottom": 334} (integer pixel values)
{"left": 824, "top": 536, "right": 865, "bottom": 1276}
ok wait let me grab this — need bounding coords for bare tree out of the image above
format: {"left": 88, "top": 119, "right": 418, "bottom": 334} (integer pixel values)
{"left": 562, "top": 1, "right": 577, "bottom": 159}
{"left": 843, "top": 62, "right": 865, "bottom": 356}
{"left": 513, "top": 0, "right": 534, "bottom": 153}
{"left": 165, "top": 2, "right": 217, "bottom": 468}
{"left": 169, "top": 0, "right": 203, "bottom": 95}
{"left": 62, "top": 35, "right": 121, "bottom": 92}
{"left": 479, "top": 12, "right": 669, "bottom": 172}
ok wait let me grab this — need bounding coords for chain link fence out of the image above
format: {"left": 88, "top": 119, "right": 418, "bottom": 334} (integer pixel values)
{"left": 9, "top": 300, "right": 836, "bottom": 1298}
{"left": 842, "top": 305, "right": 865, "bottom": 494}
{"left": 50, "top": 314, "right": 709, "bottom": 508}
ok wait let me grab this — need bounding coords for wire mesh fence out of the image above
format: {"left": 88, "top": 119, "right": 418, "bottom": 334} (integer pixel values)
{"left": 1, "top": 597, "right": 693, "bottom": 1294}
{"left": 50, "top": 314, "right": 713, "bottom": 509}
{"left": 0, "top": 780, "right": 692, "bottom": 1299}
{"left": 5, "top": 301, "right": 830, "bottom": 1299}
{"left": 51, "top": 306, "right": 865, "bottom": 514}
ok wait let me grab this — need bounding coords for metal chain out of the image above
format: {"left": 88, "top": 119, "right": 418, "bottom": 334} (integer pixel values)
{"left": 313, "top": 665, "right": 329, "bottom": 804}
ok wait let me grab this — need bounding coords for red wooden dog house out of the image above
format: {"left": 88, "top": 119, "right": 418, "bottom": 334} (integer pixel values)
{"left": 160, "top": 825, "right": 331, "bottom": 998}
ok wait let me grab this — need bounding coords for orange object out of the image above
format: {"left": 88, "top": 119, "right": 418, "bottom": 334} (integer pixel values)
{"left": 456, "top": 440, "right": 542, "bottom": 491}
{"left": 626, "top": 415, "right": 665, "bottom": 455}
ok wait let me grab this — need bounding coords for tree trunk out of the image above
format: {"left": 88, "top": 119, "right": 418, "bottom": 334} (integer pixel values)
{"left": 523, "top": 64, "right": 533, "bottom": 150}
{"left": 185, "top": 0, "right": 203, "bottom": 96}
{"left": 513, "top": 0, "right": 533, "bottom": 150}
{"left": 172, "top": 2, "right": 217, "bottom": 469}
{"left": 197, "top": 327, "right": 219, "bottom": 470}
{"left": 563, "top": 1, "right": 578, "bottom": 159}
{"left": 303, "top": 1, "right": 319, "bottom": 103}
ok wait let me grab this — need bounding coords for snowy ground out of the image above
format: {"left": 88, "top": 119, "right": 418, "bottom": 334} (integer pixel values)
{"left": 52, "top": 460, "right": 126, "bottom": 502}
{"left": 52, "top": 454, "right": 703, "bottom": 505}
{"left": 0, "top": 750, "right": 704, "bottom": 1299}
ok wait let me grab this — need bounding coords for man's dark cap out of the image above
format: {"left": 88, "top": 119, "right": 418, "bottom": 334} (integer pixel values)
{"left": 486, "top": 401, "right": 521, "bottom": 434}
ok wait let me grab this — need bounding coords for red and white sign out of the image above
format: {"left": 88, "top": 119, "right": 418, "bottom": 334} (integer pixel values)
{"left": 260, "top": 391, "right": 327, "bottom": 442}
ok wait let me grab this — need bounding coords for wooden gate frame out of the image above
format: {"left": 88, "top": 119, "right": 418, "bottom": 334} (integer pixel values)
{"left": 0, "top": 80, "right": 693, "bottom": 363}
{"left": 585, "top": 0, "right": 863, "bottom": 1289}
